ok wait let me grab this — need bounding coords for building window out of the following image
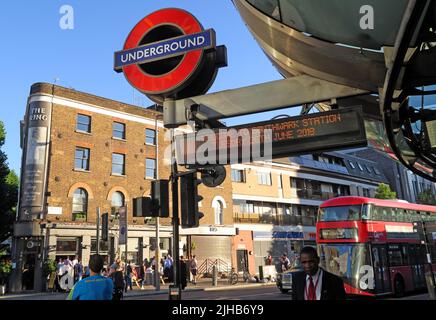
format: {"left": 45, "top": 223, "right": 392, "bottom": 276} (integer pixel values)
{"left": 146, "top": 158, "right": 156, "bottom": 179}
{"left": 332, "top": 184, "right": 350, "bottom": 196}
{"left": 74, "top": 147, "right": 90, "bottom": 171}
{"left": 348, "top": 161, "right": 356, "bottom": 169}
{"left": 145, "top": 129, "right": 156, "bottom": 145}
{"left": 112, "top": 153, "right": 125, "bottom": 175}
{"left": 111, "top": 191, "right": 125, "bottom": 216}
{"left": 72, "top": 188, "right": 88, "bottom": 220}
{"left": 365, "top": 165, "right": 373, "bottom": 174}
{"left": 113, "top": 122, "right": 126, "bottom": 140}
{"left": 76, "top": 114, "right": 91, "bottom": 133}
{"left": 241, "top": 202, "right": 254, "bottom": 214}
{"left": 357, "top": 163, "right": 364, "bottom": 171}
{"left": 363, "top": 188, "right": 370, "bottom": 197}
{"left": 231, "top": 169, "right": 245, "bottom": 182}
{"left": 215, "top": 200, "right": 224, "bottom": 225}
{"left": 258, "top": 172, "right": 272, "bottom": 185}
{"left": 374, "top": 167, "right": 381, "bottom": 175}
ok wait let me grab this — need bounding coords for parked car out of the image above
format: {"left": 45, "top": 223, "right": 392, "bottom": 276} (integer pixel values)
{"left": 276, "top": 259, "right": 303, "bottom": 294}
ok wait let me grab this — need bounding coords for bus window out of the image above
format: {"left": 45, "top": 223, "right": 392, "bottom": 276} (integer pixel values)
{"left": 397, "top": 209, "right": 403, "bottom": 222}
{"left": 372, "top": 206, "right": 382, "bottom": 220}
{"left": 389, "top": 208, "right": 396, "bottom": 222}
{"left": 388, "top": 244, "right": 404, "bottom": 266}
{"left": 361, "top": 205, "right": 370, "bottom": 220}
{"left": 411, "top": 210, "right": 419, "bottom": 222}
{"left": 382, "top": 207, "right": 389, "bottom": 221}
{"left": 418, "top": 246, "right": 427, "bottom": 264}
{"left": 391, "top": 208, "right": 398, "bottom": 222}
{"left": 318, "top": 205, "right": 362, "bottom": 221}
{"left": 404, "top": 210, "right": 411, "bottom": 222}
{"left": 401, "top": 245, "right": 408, "bottom": 264}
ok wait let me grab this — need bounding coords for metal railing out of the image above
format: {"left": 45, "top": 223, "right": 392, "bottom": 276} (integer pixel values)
{"left": 233, "top": 212, "right": 316, "bottom": 226}
{"left": 197, "top": 258, "right": 231, "bottom": 277}
{"left": 296, "top": 189, "right": 349, "bottom": 200}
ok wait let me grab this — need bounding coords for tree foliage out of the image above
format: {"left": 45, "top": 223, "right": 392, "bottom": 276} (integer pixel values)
{"left": 0, "top": 121, "right": 19, "bottom": 248}
{"left": 374, "top": 183, "right": 397, "bottom": 200}
{"left": 417, "top": 188, "right": 436, "bottom": 205}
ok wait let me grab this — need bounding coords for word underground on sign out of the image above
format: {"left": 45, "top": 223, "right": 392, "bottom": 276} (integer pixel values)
{"left": 174, "top": 108, "right": 367, "bottom": 165}
{"left": 114, "top": 29, "right": 214, "bottom": 71}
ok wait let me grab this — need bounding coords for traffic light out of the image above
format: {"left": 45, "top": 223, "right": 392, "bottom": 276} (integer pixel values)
{"left": 133, "top": 196, "right": 153, "bottom": 217}
{"left": 151, "top": 179, "right": 169, "bottom": 218}
{"left": 133, "top": 180, "right": 169, "bottom": 218}
{"left": 101, "top": 212, "right": 109, "bottom": 241}
{"left": 180, "top": 172, "right": 204, "bottom": 228}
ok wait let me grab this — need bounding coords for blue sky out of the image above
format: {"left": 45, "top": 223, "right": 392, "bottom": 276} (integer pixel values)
{"left": 0, "top": 0, "right": 305, "bottom": 175}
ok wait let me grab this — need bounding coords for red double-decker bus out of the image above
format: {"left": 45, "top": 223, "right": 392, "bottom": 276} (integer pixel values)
{"left": 316, "top": 196, "right": 436, "bottom": 297}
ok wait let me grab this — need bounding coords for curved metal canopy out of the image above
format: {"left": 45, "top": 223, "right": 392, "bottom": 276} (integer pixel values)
{"left": 233, "top": 0, "right": 436, "bottom": 181}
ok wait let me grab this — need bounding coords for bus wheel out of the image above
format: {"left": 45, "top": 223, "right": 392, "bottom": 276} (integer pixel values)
{"left": 394, "top": 276, "right": 405, "bottom": 298}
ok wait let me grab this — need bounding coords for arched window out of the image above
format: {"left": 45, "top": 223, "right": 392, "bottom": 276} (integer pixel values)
{"left": 111, "top": 191, "right": 125, "bottom": 216}
{"left": 214, "top": 200, "right": 224, "bottom": 225}
{"left": 72, "top": 188, "right": 88, "bottom": 220}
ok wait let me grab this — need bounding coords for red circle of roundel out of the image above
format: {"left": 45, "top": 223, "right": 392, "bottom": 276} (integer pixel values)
{"left": 122, "top": 8, "right": 204, "bottom": 95}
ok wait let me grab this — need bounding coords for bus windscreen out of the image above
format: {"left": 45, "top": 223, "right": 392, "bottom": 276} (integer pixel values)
{"left": 318, "top": 205, "right": 364, "bottom": 221}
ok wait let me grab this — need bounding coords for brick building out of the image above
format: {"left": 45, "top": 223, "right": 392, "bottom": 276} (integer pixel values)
{"left": 10, "top": 83, "right": 234, "bottom": 292}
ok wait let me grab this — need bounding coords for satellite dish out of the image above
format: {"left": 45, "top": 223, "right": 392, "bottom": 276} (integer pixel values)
{"left": 201, "top": 165, "right": 226, "bottom": 187}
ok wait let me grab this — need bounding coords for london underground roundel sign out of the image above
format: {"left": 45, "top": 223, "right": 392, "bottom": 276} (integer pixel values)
{"left": 114, "top": 8, "right": 226, "bottom": 104}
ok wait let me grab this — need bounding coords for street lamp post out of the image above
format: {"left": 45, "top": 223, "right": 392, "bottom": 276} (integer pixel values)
{"left": 96, "top": 207, "right": 100, "bottom": 255}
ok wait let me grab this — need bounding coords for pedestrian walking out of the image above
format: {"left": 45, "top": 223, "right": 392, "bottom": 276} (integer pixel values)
{"left": 190, "top": 255, "right": 198, "bottom": 285}
{"left": 180, "top": 256, "right": 189, "bottom": 290}
{"left": 125, "top": 261, "right": 133, "bottom": 291}
{"left": 266, "top": 254, "right": 273, "bottom": 266}
{"left": 111, "top": 265, "right": 125, "bottom": 300}
{"left": 67, "top": 254, "right": 113, "bottom": 300}
{"left": 73, "top": 259, "right": 83, "bottom": 283}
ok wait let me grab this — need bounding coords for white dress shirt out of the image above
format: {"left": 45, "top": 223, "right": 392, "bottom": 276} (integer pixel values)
{"left": 305, "top": 268, "right": 323, "bottom": 300}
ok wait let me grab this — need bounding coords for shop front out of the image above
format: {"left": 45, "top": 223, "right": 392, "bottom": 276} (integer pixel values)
{"left": 180, "top": 226, "right": 236, "bottom": 275}
{"left": 251, "top": 226, "right": 317, "bottom": 273}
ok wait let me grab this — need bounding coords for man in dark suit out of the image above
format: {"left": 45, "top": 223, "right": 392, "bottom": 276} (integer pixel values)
{"left": 292, "top": 246, "right": 346, "bottom": 300}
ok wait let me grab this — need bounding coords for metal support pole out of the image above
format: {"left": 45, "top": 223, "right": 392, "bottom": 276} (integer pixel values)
{"left": 155, "top": 112, "right": 161, "bottom": 291}
{"left": 125, "top": 205, "right": 128, "bottom": 263}
{"left": 41, "top": 224, "right": 51, "bottom": 291}
{"left": 212, "top": 265, "right": 218, "bottom": 286}
{"left": 96, "top": 207, "right": 100, "bottom": 255}
{"left": 170, "top": 128, "right": 181, "bottom": 300}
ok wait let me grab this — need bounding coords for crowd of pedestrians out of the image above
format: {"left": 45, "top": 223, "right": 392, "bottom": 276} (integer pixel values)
{"left": 63, "top": 254, "right": 200, "bottom": 300}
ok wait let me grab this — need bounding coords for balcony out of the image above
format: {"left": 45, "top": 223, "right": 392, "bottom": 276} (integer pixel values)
{"left": 296, "top": 189, "right": 343, "bottom": 201}
{"left": 233, "top": 212, "right": 316, "bottom": 226}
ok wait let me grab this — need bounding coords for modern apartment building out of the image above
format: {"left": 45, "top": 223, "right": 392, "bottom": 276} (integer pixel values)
{"left": 230, "top": 152, "right": 388, "bottom": 275}
{"left": 346, "top": 148, "right": 436, "bottom": 203}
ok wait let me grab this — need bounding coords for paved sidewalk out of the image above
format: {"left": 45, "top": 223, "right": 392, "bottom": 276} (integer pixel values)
{"left": 0, "top": 278, "right": 277, "bottom": 300}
